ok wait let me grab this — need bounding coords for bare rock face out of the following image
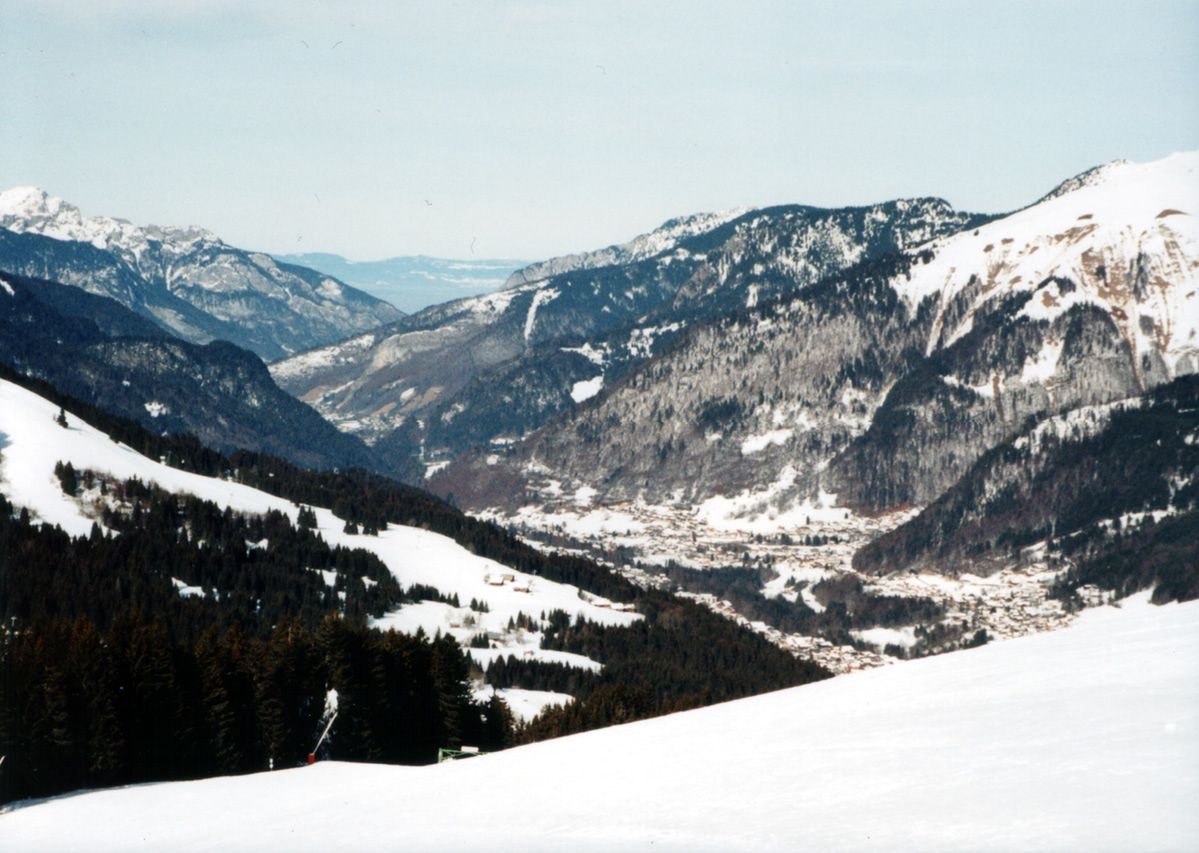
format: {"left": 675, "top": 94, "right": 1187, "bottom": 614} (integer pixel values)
{"left": 0, "top": 187, "right": 402, "bottom": 361}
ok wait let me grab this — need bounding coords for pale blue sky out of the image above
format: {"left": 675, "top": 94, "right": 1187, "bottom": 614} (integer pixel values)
{"left": 3, "top": 1, "right": 1197, "bottom": 260}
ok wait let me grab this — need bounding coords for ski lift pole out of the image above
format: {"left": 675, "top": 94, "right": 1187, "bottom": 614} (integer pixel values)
{"left": 309, "top": 711, "right": 337, "bottom": 765}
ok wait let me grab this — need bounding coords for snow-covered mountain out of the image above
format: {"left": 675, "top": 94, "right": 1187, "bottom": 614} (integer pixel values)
{"left": 0, "top": 188, "right": 402, "bottom": 360}
{"left": 438, "top": 151, "right": 1198, "bottom": 523}
{"left": 5, "top": 592, "right": 1195, "bottom": 852}
{"left": 274, "top": 252, "right": 528, "bottom": 314}
{"left": 272, "top": 198, "right": 983, "bottom": 479}
{"left": 899, "top": 150, "right": 1198, "bottom": 376}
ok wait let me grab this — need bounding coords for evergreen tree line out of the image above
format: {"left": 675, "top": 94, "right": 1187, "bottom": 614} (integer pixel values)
{"left": 854, "top": 373, "right": 1199, "bottom": 586}
{"left": 0, "top": 609, "right": 508, "bottom": 804}
{"left": 1051, "top": 510, "right": 1199, "bottom": 605}
{"left": 0, "top": 487, "right": 510, "bottom": 804}
{"left": 484, "top": 655, "right": 600, "bottom": 696}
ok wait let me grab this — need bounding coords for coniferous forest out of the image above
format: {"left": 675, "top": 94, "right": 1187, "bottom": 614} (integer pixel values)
{"left": 0, "top": 484, "right": 511, "bottom": 803}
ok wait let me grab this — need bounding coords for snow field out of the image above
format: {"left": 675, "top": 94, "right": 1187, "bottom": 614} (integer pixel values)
{"left": 472, "top": 684, "right": 574, "bottom": 724}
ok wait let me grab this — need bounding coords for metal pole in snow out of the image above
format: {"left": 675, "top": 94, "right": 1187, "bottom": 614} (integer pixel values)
{"left": 310, "top": 712, "right": 338, "bottom": 762}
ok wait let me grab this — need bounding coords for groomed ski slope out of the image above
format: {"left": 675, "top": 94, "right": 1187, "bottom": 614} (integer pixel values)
{"left": 4, "top": 593, "right": 1196, "bottom": 852}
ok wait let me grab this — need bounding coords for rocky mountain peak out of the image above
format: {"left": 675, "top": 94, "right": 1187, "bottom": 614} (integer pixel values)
{"left": 0, "top": 186, "right": 221, "bottom": 255}
{"left": 0, "top": 188, "right": 401, "bottom": 360}
{"left": 899, "top": 150, "right": 1199, "bottom": 375}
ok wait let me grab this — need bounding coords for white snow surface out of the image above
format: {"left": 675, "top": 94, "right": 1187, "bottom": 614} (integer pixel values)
{"left": 570, "top": 375, "right": 604, "bottom": 403}
{"left": 473, "top": 684, "right": 573, "bottom": 724}
{"left": 466, "top": 646, "right": 603, "bottom": 673}
{"left": 695, "top": 468, "right": 848, "bottom": 534}
{"left": 523, "top": 287, "right": 558, "bottom": 341}
{"left": 897, "top": 151, "right": 1199, "bottom": 373}
{"left": 851, "top": 625, "right": 920, "bottom": 650}
{"left": 0, "top": 378, "right": 637, "bottom": 640}
{"left": 739, "top": 428, "right": 792, "bottom": 456}
{"left": 5, "top": 593, "right": 1196, "bottom": 852}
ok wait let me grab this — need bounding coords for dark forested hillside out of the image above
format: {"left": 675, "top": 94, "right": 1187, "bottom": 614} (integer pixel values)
{"left": 0, "top": 271, "right": 380, "bottom": 473}
{"left": 0, "top": 198, "right": 402, "bottom": 360}
{"left": 0, "top": 484, "right": 506, "bottom": 803}
{"left": 853, "top": 375, "right": 1199, "bottom": 602}
{"left": 273, "top": 198, "right": 984, "bottom": 480}
{"left": 435, "top": 249, "right": 936, "bottom": 509}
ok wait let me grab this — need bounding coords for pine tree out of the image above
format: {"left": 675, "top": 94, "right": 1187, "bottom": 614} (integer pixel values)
{"left": 297, "top": 506, "right": 318, "bottom": 530}
{"left": 54, "top": 461, "right": 78, "bottom": 496}
{"left": 70, "top": 620, "right": 126, "bottom": 785}
{"left": 430, "top": 635, "right": 472, "bottom": 748}
{"left": 197, "top": 628, "right": 241, "bottom": 774}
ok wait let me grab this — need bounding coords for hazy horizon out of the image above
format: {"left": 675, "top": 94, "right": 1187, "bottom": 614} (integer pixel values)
{"left": 3, "top": 1, "right": 1197, "bottom": 262}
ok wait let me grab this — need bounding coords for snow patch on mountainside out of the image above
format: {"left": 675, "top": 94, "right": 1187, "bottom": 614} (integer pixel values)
{"left": 570, "top": 375, "right": 603, "bottom": 403}
{"left": 695, "top": 466, "right": 849, "bottom": 533}
{"left": 473, "top": 684, "right": 573, "bottom": 723}
{"left": 739, "top": 428, "right": 792, "bottom": 455}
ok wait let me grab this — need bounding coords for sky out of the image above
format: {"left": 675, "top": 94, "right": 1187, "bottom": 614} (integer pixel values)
{"left": 2, "top": 1, "right": 1197, "bottom": 261}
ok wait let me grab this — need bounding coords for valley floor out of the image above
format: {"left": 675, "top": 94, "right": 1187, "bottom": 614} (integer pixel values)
{"left": 490, "top": 500, "right": 1078, "bottom": 672}
{"left": 4, "top": 593, "right": 1196, "bottom": 852}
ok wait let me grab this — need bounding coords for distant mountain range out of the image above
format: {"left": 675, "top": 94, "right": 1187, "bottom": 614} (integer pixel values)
{"left": 275, "top": 252, "right": 528, "bottom": 314}
{"left": 431, "top": 150, "right": 1197, "bottom": 586}
{"left": 0, "top": 188, "right": 402, "bottom": 361}
{"left": 271, "top": 198, "right": 984, "bottom": 479}
{"left": 1, "top": 151, "right": 1195, "bottom": 819}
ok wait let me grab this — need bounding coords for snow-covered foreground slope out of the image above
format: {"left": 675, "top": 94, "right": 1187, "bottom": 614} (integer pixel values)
{"left": 0, "top": 379, "right": 636, "bottom": 663}
{"left": 5, "top": 594, "right": 1195, "bottom": 852}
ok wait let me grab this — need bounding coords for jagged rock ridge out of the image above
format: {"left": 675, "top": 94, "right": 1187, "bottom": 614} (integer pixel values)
{"left": 0, "top": 187, "right": 402, "bottom": 360}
